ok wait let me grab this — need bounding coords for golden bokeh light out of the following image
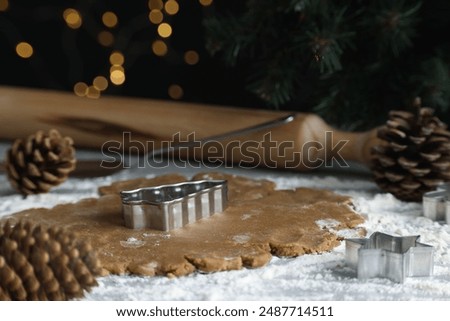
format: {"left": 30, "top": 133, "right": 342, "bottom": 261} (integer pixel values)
{"left": 0, "top": 0, "right": 9, "bottom": 11}
{"left": 63, "top": 8, "right": 82, "bottom": 29}
{"left": 152, "top": 40, "right": 168, "bottom": 56}
{"left": 15, "top": 42, "right": 33, "bottom": 59}
{"left": 164, "top": 0, "right": 179, "bottom": 15}
{"left": 73, "top": 82, "right": 88, "bottom": 97}
{"left": 102, "top": 11, "right": 118, "bottom": 28}
{"left": 93, "top": 76, "right": 108, "bottom": 91}
{"left": 110, "top": 70, "right": 125, "bottom": 85}
{"left": 109, "top": 51, "right": 124, "bottom": 65}
{"left": 148, "top": 9, "right": 163, "bottom": 24}
{"left": 157, "top": 23, "right": 172, "bottom": 38}
{"left": 199, "top": 0, "right": 213, "bottom": 6}
{"left": 86, "top": 86, "right": 101, "bottom": 99}
{"left": 184, "top": 50, "right": 199, "bottom": 65}
{"left": 98, "top": 31, "right": 114, "bottom": 47}
{"left": 148, "top": 0, "right": 163, "bottom": 10}
{"left": 110, "top": 65, "right": 125, "bottom": 73}
{"left": 168, "top": 84, "right": 183, "bottom": 100}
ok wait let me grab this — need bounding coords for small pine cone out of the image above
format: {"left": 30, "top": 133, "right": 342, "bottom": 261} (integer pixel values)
{"left": 371, "top": 98, "right": 450, "bottom": 202}
{"left": 5, "top": 129, "right": 76, "bottom": 195}
{"left": 0, "top": 221, "right": 101, "bottom": 300}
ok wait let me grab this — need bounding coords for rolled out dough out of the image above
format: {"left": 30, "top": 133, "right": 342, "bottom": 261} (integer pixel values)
{"left": 3, "top": 172, "right": 364, "bottom": 277}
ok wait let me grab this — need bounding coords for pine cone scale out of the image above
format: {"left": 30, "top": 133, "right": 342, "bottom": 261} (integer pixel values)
{"left": 398, "top": 157, "right": 418, "bottom": 168}
{"left": 27, "top": 163, "right": 41, "bottom": 177}
{"left": 390, "top": 142, "right": 408, "bottom": 152}
{"left": 5, "top": 162, "right": 20, "bottom": 181}
{"left": 420, "top": 152, "right": 441, "bottom": 162}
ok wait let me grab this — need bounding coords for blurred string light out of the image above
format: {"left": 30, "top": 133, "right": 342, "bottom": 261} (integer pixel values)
{"left": 110, "top": 51, "right": 125, "bottom": 65}
{"left": 148, "top": 0, "right": 164, "bottom": 10}
{"left": 98, "top": 30, "right": 114, "bottom": 47}
{"left": 109, "top": 51, "right": 125, "bottom": 85}
{"left": 73, "top": 76, "right": 108, "bottom": 98}
{"left": 168, "top": 84, "right": 183, "bottom": 100}
{"left": 63, "top": 8, "right": 82, "bottom": 29}
{"left": 184, "top": 50, "right": 199, "bottom": 65}
{"left": 73, "top": 82, "right": 88, "bottom": 97}
{"left": 16, "top": 42, "right": 33, "bottom": 58}
{"left": 152, "top": 40, "right": 168, "bottom": 56}
{"left": 157, "top": 22, "right": 172, "bottom": 38}
{"left": 199, "top": 0, "right": 213, "bottom": 7}
{"left": 93, "top": 76, "right": 108, "bottom": 91}
{"left": 164, "top": 0, "right": 179, "bottom": 15}
{"left": 86, "top": 85, "right": 100, "bottom": 99}
{"left": 110, "top": 70, "right": 125, "bottom": 85}
{"left": 0, "top": 0, "right": 9, "bottom": 11}
{"left": 102, "top": 11, "right": 118, "bottom": 28}
{"left": 8, "top": 1, "right": 209, "bottom": 101}
{"left": 148, "top": 9, "right": 163, "bottom": 24}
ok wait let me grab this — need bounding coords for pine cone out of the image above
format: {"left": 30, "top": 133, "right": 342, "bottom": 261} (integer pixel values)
{"left": 371, "top": 98, "right": 450, "bottom": 202}
{"left": 5, "top": 129, "right": 76, "bottom": 195}
{"left": 0, "top": 220, "right": 101, "bottom": 300}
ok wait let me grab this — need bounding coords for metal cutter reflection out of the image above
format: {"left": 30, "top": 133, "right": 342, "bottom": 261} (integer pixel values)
{"left": 346, "top": 232, "right": 433, "bottom": 283}
{"left": 120, "top": 180, "right": 228, "bottom": 231}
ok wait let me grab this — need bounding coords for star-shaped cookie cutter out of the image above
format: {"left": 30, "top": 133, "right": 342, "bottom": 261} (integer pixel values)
{"left": 423, "top": 183, "right": 450, "bottom": 223}
{"left": 120, "top": 180, "right": 227, "bottom": 231}
{"left": 345, "top": 232, "right": 433, "bottom": 283}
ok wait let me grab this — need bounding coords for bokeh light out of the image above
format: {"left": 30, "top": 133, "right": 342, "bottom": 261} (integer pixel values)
{"left": 184, "top": 50, "right": 199, "bottom": 65}
{"left": 157, "top": 23, "right": 172, "bottom": 38}
{"left": 149, "top": 9, "right": 163, "bottom": 24}
{"left": 15, "top": 42, "right": 33, "bottom": 58}
{"left": 63, "top": 8, "right": 82, "bottom": 29}
{"left": 199, "top": 0, "right": 213, "bottom": 7}
{"left": 73, "top": 82, "right": 88, "bottom": 97}
{"left": 152, "top": 40, "right": 168, "bottom": 56}
{"left": 93, "top": 76, "right": 108, "bottom": 91}
{"left": 168, "top": 84, "right": 183, "bottom": 100}
{"left": 148, "top": 0, "right": 163, "bottom": 10}
{"left": 110, "top": 70, "right": 125, "bottom": 85}
{"left": 98, "top": 31, "right": 114, "bottom": 46}
{"left": 0, "top": 0, "right": 9, "bottom": 11}
{"left": 164, "top": 0, "right": 179, "bottom": 15}
{"left": 109, "top": 51, "right": 125, "bottom": 65}
{"left": 110, "top": 65, "right": 125, "bottom": 73}
{"left": 102, "top": 11, "right": 118, "bottom": 28}
{"left": 86, "top": 86, "right": 100, "bottom": 99}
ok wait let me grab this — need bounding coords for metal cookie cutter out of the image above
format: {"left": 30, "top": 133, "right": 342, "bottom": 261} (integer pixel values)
{"left": 120, "top": 180, "right": 227, "bottom": 231}
{"left": 423, "top": 183, "right": 450, "bottom": 223}
{"left": 345, "top": 232, "right": 433, "bottom": 283}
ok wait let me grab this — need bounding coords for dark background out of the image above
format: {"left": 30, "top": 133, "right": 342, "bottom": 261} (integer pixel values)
{"left": 0, "top": 0, "right": 259, "bottom": 107}
{"left": 1, "top": 0, "right": 450, "bottom": 130}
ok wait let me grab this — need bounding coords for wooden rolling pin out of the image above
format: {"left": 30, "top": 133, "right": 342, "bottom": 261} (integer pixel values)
{"left": 0, "top": 86, "right": 380, "bottom": 171}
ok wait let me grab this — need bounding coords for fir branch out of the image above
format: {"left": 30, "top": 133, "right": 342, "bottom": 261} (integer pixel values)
{"left": 204, "top": 16, "right": 253, "bottom": 66}
{"left": 204, "top": 0, "right": 450, "bottom": 129}
{"left": 246, "top": 51, "right": 299, "bottom": 108}
{"left": 364, "top": 0, "right": 421, "bottom": 57}
{"left": 414, "top": 58, "right": 450, "bottom": 111}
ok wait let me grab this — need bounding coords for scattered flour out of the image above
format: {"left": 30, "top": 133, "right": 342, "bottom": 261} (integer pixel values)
{"left": 120, "top": 238, "right": 146, "bottom": 248}
{"left": 1, "top": 146, "right": 449, "bottom": 300}
{"left": 232, "top": 234, "right": 251, "bottom": 244}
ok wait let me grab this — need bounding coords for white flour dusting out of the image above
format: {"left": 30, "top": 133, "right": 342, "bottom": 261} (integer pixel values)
{"left": 1, "top": 146, "right": 449, "bottom": 300}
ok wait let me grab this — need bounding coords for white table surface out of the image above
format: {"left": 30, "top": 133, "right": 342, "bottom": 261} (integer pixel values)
{"left": 1, "top": 144, "right": 450, "bottom": 300}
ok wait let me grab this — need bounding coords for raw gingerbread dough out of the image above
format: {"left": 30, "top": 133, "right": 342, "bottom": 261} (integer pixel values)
{"left": 3, "top": 172, "right": 364, "bottom": 277}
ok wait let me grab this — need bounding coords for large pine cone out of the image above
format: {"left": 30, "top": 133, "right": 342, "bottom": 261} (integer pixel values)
{"left": 5, "top": 129, "right": 76, "bottom": 195}
{"left": 0, "top": 221, "right": 101, "bottom": 300}
{"left": 371, "top": 99, "right": 450, "bottom": 202}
